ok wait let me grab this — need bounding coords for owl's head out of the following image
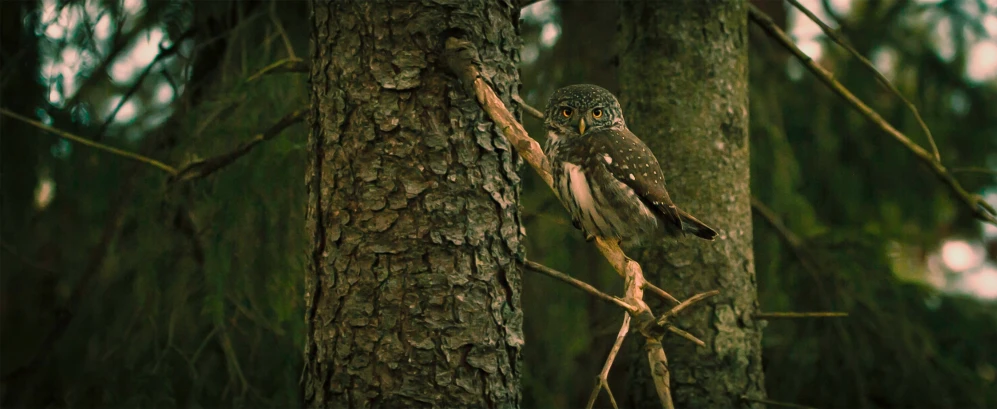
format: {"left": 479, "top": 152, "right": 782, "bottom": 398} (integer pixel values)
{"left": 544, "top": 84, "right": 625, "bottom": 137}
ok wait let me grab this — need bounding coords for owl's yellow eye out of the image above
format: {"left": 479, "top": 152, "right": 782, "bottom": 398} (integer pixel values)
{"left": 561, "top": 108, "right": 573, "bottom": 118}
{"left": 592, "top": 108, "right": 604, "bottom": 118}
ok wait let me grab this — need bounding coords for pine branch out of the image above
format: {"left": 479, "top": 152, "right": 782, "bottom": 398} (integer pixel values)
{"left": 748, "top": 4, "right": 997, "bottom": 226}
{"left": 785, "top": 0, "right": 941, "bottom": 162}
{"left": 172, "top": 108, "right": 306, "bottom": 183}
{"left": 0, "top": 108, "right": 178, "bottom": 175}
{"left": 247, "top": 58, "right": 308, "bottom": 82}
{"left": 1, "top": 105, "right": 306, "bottom": 183}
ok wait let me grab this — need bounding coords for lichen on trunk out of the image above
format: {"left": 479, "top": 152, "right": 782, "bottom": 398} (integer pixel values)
{"left": 618, "top": 0, "right": 767, "bottom": 407}
{"left": 303, "top": 1, "right": 525, "bottom": 408}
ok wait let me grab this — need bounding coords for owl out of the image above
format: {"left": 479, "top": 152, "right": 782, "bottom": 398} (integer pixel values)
{"left": 543, "top": 84, "right": 717, "bottom": 247}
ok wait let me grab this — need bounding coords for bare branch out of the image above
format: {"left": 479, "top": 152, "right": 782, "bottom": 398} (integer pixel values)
{"left": 0, "top": 108, "right": 178, "bottom": 175}
{"left": 755, "top": 312, "right": 848, "bottom": 319}
{"left": 748, "top": 5, "right": 997, "bottom": 226}
{"left": 750, "top": 196, "right": 804, "bottom": 249}
{"left": 523, "top": 260, "right": 637, "bottom": 313}
{"left": 173, "top": 108, "right": 307, "bottom": 183}
{"left": 643, "top": 282, "right": 680, "bottom": 305}
{"left": 665, "top": 326, "right": 705, "bottom": 348}
{"left": 786, "top": 0, "right": 940, "bottom": 162}
{"left": 586, "top": 313, "right": 629, "bottom": 409}
{"left": 657, "top": 290, "right": 720, "bottom": 324}
{"left": 1, "top": 105, "right": 306, "bottom": 183}
{"left": 247, "top": 58, "right": 308, "bottom": 82}
{"left": 513, "top": 94, "right": 545, "bottom": 120}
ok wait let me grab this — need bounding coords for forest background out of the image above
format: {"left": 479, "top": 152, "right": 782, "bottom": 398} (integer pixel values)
{"left": 1, "top": 0, "right": 996, "bottom": 407}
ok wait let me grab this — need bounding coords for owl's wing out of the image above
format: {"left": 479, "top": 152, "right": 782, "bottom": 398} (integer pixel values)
{"left": 584, "top": 127, "right": 684, "bottom": 229}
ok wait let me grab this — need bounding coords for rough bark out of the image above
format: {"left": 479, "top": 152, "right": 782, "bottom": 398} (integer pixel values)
{"left": 618, "top": 1, "right": 766, "bottom": 407}
{"left": 304, "top": 1, "right": 524, "bottom": 408}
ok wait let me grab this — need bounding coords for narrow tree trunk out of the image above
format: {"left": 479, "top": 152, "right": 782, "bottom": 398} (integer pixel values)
{"left": 618, "top": 1, "right": 766, "bottom": 407}
{"left": 303, "top": 1, "right": 524, "bottom": 407}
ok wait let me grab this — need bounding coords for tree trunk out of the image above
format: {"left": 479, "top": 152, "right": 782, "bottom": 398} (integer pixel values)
{"left": 303, "top": 1, "right": 524, "bottom": 407}
{"left": 618, "top": 0, "right": 766, "bottom": 407}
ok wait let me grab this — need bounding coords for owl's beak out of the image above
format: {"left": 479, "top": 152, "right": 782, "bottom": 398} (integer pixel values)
{"left": 577, "top": 117, "right": 586, "bottom": 135}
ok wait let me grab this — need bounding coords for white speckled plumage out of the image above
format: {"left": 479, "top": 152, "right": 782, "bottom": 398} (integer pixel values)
{"left": 543, "top": 84, "right": 717, "bottom": 245}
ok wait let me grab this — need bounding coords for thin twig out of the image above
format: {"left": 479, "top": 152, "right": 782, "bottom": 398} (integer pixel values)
{"left": 748, "top": 5, "right": 997, "bottom": 226}
{"left": 786, "top": 0, "right": 941, "bottom": 162}
{"left": 742, "top": 395, "right": 820, "bottom": 409}
{"left": 755, "top": 312, "right": 848, "bottom": 319}
{"left": 172, "top": 108, "right": 306, "bottom": 183}
{"left": 585, "top": 313, "right": 630, "bottom": 409}
{"left": 750, "top": 196, "right": 804, "bottom": 249}
{"left": 751, "top": 196, "right": 871, "bottom": 398}
{"left": 524, "top": 260, "right": 637, "bottom": 313}
{"left": 643, "top": 282, "right": 680, "bottom": 305}
{"left": 269, "top": 0, "right": 297, "bottom": 60}
{"left": 0, "top": 108, "right": 178, "bottom": 175}
{"left": 513, "top": 94, "right": 545, "bottom": 120}
{"left": 657, "top": 290, "right": 720, "bottom": 324}
{"left": 665, "top": 326, "right": 705, "bottom": 348}
{"left": 246, "top": 58, "right": 307, "bottom": 82}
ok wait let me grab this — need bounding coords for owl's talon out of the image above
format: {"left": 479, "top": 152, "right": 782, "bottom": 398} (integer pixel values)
{"left": 571, "top": 219, "right": 582, "bottom": 230}
{"left": 585, "top": 233, "right": 596, "bottom": 242}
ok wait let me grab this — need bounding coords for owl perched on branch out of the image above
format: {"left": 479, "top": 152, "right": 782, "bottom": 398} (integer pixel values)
{"left": 543, "top": 84, "right": 717, "bottom": 247}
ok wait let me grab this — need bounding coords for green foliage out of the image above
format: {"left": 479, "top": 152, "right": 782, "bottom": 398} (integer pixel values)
{"left": 1, "top": 2, "right": 308, "bottom": 407}
{"left": 757, "top": 229, "right": 997, "bottom": 408}
{"left": 3, "top": 0, "right": 996, "bottom": 408}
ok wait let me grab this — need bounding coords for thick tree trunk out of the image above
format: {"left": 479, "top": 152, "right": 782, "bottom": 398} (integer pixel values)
{"left": 618, "top": 0, "right": 766, "bottom": 407}
{"left": 303, "top": 1, "right": 524, "bottom": 407}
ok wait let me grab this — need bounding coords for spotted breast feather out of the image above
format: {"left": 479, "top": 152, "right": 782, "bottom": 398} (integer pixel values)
{"left": 586, "top": 128, "right": 718, "bottom": 241}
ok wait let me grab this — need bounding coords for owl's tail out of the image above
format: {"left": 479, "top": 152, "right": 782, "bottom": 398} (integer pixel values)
{"left": 677, "top": 209, "right": 718, "bottom": 241}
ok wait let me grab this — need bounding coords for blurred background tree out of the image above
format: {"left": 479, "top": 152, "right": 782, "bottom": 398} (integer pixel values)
{"left": 1, "top": 0, "right": 995, "bottom": 408}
